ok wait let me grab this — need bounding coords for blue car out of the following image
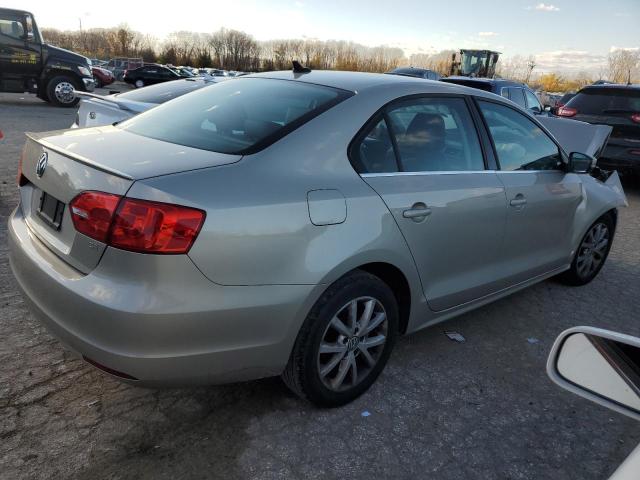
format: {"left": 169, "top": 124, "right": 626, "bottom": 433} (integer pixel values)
{"left": 441, "top": 76, "right": 551, "bottom": 116}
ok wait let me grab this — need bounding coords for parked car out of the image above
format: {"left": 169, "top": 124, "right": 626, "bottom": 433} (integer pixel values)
{"left": 123, "top": 64, "right": 181, "bottom": 88}
{"left": 105, "top": 57, "right": 143, "bottom": 81}
{"left": 558, "top": 85, "right": 640, "bottom": 175}
{"left": 441, "top": 76, "right": 551, "bottom": 116}
{"left": 72, "top": 77, "right": 225, "bottom": 128}
{"left": 0, "top": 8, "right": 94, "bottom": 107}
{"left": 171, "top": 66, "right": 195, "bottom": 78}
{"left": 552, "top": 91, "right": 576, "bottom": 115}
{"left": 91, "top": 66, "right": 115, "bottom": 88}
{"left": 387, "top": 67, "right": 441, "bottom": 80}
{"left": 548, "top": 326, "right": 640, "bottom": 479}
{"left": 10, "top": 71, "right": 626, "bottom": 407}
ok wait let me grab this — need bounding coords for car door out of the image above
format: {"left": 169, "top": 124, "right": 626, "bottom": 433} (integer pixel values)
{"left": 354, "top": 96, "right": 508, "bottom": 311}
{"left": 476, "top": 99, "right": 583, "bottom": 285}
{"left": 0, "top": 11, "right": 40, "bottom": 80}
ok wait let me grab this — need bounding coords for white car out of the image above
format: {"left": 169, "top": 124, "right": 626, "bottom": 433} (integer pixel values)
{"left": 72, "top": 77, "right": 226, "bottom": 128}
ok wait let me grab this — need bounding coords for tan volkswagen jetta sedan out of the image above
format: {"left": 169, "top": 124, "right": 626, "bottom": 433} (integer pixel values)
{"left": 9, "top": 70, "right": 627, "bottom": 406}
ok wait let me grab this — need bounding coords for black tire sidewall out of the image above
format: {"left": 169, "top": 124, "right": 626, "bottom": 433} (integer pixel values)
{"left": 46, "top": 76, "right": 80, "bottom": 107}
{"left": 299, "top": 273, "right": 398, "bottom": 407}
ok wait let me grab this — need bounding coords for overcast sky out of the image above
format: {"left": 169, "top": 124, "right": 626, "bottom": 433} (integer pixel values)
{"left": 11, "top": 0, "right": 640, "bottom": 73}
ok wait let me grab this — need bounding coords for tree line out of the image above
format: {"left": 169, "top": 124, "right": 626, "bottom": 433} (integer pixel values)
{"left": 41, "top": 24, "right": 639, "bottom": 90}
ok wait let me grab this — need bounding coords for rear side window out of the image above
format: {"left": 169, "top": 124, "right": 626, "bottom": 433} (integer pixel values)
{"left": 120, "top": 78, "right": 351, "bottom": 154}
{"left": 479, "top": 101, "right": 561, "bottom": 171}
{"left": 116, "top": 79, "right": 209, "bottom": 104}
{"left": 567, "top": 88, "right": 640, "bottom": 115}
{"left": 352, "top": 97, "right": 485, "bottom": 173}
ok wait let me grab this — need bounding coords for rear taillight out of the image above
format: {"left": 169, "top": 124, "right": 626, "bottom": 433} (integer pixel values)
{"left": 70, "top": 191, "right": 121, "bottom": 242}
{"left": 69, "top": 191, "right": 205, "bottom": 254}
{"left": 558, "top": 106, "right": 577, "bottom": 117}
{"left": 110, "top": 198, "right": 205, "bottom": 254}
{"left": 631, "top": 113, "right": 640, "bottom": 124}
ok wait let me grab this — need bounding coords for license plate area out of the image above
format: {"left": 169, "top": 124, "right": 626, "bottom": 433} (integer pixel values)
{"left": 37, "top": 192, "right": 65, "bottom": 231}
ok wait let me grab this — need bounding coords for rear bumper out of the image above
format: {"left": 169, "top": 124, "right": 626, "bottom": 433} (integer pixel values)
{"left": 8, "top": 206, "right": 316, "bottom": 385}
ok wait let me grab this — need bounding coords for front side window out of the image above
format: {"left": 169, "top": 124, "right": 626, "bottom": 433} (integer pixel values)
{"left": 478, "top": 100, "right": 562, "bottom": 171}
{"left": 120, "top": 78, "right": 350, "bottom": 154}
{"left": 352, "top": 97, "right": 485, "bottom": 173}
{"left": 507, "top": 88, "right": 527, "bottom": 108}
{"left": 0, "top": 13, "right": 25, "bottom": 40}
{"left": 525, "top": 89, "right": 542, "bottom": 112}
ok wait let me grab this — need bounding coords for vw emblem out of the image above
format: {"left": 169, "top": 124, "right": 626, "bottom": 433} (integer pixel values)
{"left": 346, "top": 336, "right": 360, "bottom": 352}
{"left": 36, "top": 152, "right": 48, "bottom": 178}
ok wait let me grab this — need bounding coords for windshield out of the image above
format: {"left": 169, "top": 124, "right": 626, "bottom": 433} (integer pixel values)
{"left": 119, "top": 78, "right": 351, "bottom": 154}
{"left": 567, "top": 87, "right": 640, "bottom": 115}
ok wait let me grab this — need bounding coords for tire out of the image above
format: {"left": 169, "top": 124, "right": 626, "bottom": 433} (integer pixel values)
{"left": 134, "top": 79, "right": 145, "bottom": 88}
{"left": 46, "top": 75, "right": 80, "bottom": 107}
{"left": 558, "top": 213, "right": 615, "bottom": 286}
{"left": 282, "top": 270, "right": 398, "bottom": 407}
{"left": 93, "top": 76, "right": 103, "bottom": 89}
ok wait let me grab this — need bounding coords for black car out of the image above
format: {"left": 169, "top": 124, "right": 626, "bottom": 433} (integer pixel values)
{"left": 559, "top": 85, "right": 640, "bottom": 175}
{"left": 387, "top": 67, "right": 441, "bottom": 80}
{"left": 123, "top": 65, "right": 181, "bottom": 88}
{"left": 0, "top": 8, "right": 94, "bottom": 107}
{"left": 440, "top": 76, "right": 550, "bottom": 116}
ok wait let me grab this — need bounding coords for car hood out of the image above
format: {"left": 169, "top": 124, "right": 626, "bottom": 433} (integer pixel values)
{"left": 537, "top": 116, "right": 612, "bottom": 158}
{"left": 44, "top": 44, "right": 90, "bottom": 67}
{"left": 28, "top": 126, "right": 242, "bottom": 180}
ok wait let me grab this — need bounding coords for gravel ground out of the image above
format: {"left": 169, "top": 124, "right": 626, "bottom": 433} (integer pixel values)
{"left": 1, "top": 90, "right": 639, "bottom": 480}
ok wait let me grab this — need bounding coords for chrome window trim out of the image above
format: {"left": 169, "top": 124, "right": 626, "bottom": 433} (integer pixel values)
{"left": 361, "top": 169, "right": 564, "bottom": 178}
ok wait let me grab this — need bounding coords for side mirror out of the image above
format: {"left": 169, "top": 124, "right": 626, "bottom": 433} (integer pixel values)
{"left": 23, "top": 31, "right": 34, "bottom": 41}
{"left": 544, "top": 105, "right": 552, "bottom": 112}
{"left": 568, "top": 152, "right": 596, "bottom": 173}
{"left": 548, "top": 326, "right": 640, "bottom": 421}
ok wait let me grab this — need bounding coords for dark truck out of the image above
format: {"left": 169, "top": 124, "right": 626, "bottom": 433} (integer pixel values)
{"left": 0, "top": 8, "right": 94, "bottom": 107}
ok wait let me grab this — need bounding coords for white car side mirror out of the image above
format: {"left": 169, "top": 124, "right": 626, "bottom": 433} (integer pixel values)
{"left": 547, "top": 326, "right": 640, "bottom": 421}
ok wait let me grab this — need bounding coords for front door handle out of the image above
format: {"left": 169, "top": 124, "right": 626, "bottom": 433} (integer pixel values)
{"left": 509, "top": 195, "right": 527, "bottom": 207}
{"left": 403, "top": 204, "right": 432, "bottom": 219}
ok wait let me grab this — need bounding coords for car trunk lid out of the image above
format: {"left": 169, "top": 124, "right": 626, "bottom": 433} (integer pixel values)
{"left": 20, "top": 128, "right": 241, "bottom": 273}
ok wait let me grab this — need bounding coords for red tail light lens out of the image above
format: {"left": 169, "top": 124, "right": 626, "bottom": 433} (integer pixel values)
{"left": 631, "top": 113, "right": 640, "bottom": 124}
{"left": 69, "top": 192, "right": 205, "bottom": 254}
{"left": 110, "top": 199, "right": 205, "bottom": 254}
{"left": 558, "top": 106, "right": 577, "bottom": 117}
{"left": 69, "top": 191, "right": 121, "bottom": 242}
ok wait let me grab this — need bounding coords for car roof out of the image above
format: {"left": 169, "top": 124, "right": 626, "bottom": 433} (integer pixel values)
{"left": 246, "top": 70, "right": 468, "bottom": 94}
{"left": 0, "top": 8, "right": 34, "bottom": 16}
{"left": 580, "top": 84, "right": 640, "bottom": 91}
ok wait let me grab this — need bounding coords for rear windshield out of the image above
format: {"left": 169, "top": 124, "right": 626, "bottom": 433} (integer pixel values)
{"left": 440, "top": 79, "right": 493, "bottom": 92}
{"left": 119, "top": 78, "right": 350, "bottom": 154}
{"left": 567, "top": 87, "right": 640, "bottom": 115}
{"left": 116, "top": 79, "right": 211, "bottom": 104}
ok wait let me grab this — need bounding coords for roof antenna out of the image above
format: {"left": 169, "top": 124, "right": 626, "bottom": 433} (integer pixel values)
{"left": 292, "top": 61, "right": 311, "bottom": 74}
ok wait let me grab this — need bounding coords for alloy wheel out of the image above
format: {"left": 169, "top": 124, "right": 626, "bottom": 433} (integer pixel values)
{"left": 576, "top": 222, "right": 610, "bottom": 279}
{"left": 317, "top": 296, "right": 388, "bottom": 392}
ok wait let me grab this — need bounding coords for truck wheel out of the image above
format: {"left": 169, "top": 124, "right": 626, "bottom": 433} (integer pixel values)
{"left": 46, "top": 76, "right": 80, "bottom": 107}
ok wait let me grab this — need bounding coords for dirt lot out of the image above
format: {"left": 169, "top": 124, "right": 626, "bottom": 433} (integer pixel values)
{"left": 1, "top": 90, "right": 640, "bottom": 480}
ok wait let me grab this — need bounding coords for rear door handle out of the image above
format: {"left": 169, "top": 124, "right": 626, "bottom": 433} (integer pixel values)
{"left": 403, "top": 205, "right": 432, "bottom": 219}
